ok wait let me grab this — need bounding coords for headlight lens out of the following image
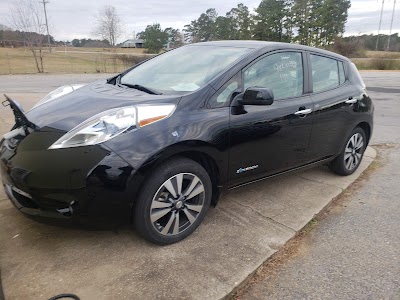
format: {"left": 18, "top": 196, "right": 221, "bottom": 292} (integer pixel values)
{"left": 49, "top": 104, "right": 175, "bottom": 149}
{"left": 32, "top": 84, "right": 85, "bottom": 110}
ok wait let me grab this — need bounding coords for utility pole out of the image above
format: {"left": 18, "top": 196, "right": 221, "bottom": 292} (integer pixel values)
{"left": 376, "top": 0, "right": 385, "bottom": 51}
{"left": 40, "top": 0, "right": 51, "bottom": 52}
{"left": 386, "top": 0, "right": 397, "bottom": 50}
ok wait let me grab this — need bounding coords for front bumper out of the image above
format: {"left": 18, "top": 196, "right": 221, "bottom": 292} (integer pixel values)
{"left": 0, "top": 131, "right": 137, "bottom": 226}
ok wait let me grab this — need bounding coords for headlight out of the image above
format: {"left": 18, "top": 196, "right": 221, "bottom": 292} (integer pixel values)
{"left": 49, "top": 104, "right": 176, "bottom": 149}
{"left": 32, "top": 84, "right": 85, "bottom": 110}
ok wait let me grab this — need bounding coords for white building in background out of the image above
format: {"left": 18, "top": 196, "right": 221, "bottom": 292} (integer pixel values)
{"left": 121, "top": 39, "right": 144, "bottom": 48}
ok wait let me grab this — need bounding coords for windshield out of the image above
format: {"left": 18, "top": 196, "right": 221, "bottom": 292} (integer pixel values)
{"left": 120, "top": 45, "right": 253, "bottom": 94}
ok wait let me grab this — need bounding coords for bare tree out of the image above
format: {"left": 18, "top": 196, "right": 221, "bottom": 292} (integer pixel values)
{"left": 9, "top": 0, "right": 48, "bottom": 73}
{"left": 92, "top": 6, "right": 123, "bottom": 46}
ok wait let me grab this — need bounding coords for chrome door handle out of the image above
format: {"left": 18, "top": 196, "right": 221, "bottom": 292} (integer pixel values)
{"left": 345, "top": 98, "right": 357, "bottom": 104}
{"left": 294, "top": 108, "right": 313, "bottom": 116}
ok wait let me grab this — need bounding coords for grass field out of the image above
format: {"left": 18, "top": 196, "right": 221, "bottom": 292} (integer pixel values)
{"left": 350, "top": 50, "right": 400, "bottom": 70}
{"left": 0, "top": 47, "right": 148, "bottom": 75}
{"left": 364, "top": 50, "right": 400, "bottom": 59}
{"left": 1, "top": 47, "right": 399, "bottom": 75}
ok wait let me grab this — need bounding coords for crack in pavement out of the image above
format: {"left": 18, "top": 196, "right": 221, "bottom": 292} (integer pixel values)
{"left": 297, "top": 174, "right": 344, "bottom": 190}
{"left": 231, "top": 200, "right": 296, "bottom": 233}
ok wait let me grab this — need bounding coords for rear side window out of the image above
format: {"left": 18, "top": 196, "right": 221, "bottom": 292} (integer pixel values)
{"left": 338, "top": 61, "right": 346, "bottom": 85}
{"left": 310, "top": 54, "right": 342, "bottom": 93}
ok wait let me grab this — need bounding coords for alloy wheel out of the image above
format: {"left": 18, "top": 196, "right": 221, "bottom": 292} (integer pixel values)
{"left": 344, "top": 133, "right": 364, "bottom": 171}
{"left": 150, "top": 173, "right": 205, "bottom": 236}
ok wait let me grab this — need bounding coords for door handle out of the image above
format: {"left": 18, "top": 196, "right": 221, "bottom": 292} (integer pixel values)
{"left": 345, "top": 97, "right": 357, "bottom": 104}
{"left": 294, "top": 108, "right": 313, "bottom": 116}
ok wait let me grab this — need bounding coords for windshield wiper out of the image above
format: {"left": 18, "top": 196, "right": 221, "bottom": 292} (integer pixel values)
{"left": 118, "top": 83, "right": 162, "bottom": 95}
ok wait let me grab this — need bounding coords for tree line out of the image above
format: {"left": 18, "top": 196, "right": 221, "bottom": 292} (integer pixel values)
{"left": 183, "top": 0, "right": 350, "bottom": 47}
{"left": 0, "top": 30, "right": 113, "bottom": 48}
{"left": 0, "top": 30, "right": 55, "bottom": 47}
{"left": 71, "top": 38, "right": 110, "bottom": 48}
{"left": 136, "top": 0, "right": 351, "bottom": 53}
{"left": 343, "top": 34, "right": 400, "bottom": 52}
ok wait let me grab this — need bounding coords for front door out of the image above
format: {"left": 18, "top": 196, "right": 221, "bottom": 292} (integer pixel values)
{"left": 228, "top": 51, "right": 314, "bottom": 187}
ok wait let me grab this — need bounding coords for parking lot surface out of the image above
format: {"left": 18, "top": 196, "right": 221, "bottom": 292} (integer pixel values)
{"left": 0, "top": 71, "right": 394, "bottom": 299}
{"left": 238, "top": 70, "right": 400, "bottom": 299}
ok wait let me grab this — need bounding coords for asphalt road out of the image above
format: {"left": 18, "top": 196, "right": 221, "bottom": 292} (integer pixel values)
{"left": 239, "top": 72, "right": 400, "bottom": 299}
{"left": 359, "top": 72, "right": 400, "bottom": 145}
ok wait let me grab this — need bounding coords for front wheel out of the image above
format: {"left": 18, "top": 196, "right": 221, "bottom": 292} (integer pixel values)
{"left": 329, "top": 127, "right": 367, "bottom": 176}
{"left": 134, "top": 157, "right": 212, "bottom": 245}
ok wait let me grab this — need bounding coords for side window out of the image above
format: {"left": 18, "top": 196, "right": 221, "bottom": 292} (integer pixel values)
{"left": 243, "top": 52, "right": 303, "bottom": 100}
{"left": 338, "top": 61, "right": 346, "bottom": 85}
{"left": 310, "top": 54, "right": 340, "bottom": 93}
{"left": 208, "top": 74, "right": 240, "bottom": 108}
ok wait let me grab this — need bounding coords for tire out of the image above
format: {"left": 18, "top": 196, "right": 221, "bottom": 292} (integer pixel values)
{"left": 134, "top": 157, "right": 212, "bottom": 245}
{"left": 329, "top": 127, "right": 367, "bottom": 176}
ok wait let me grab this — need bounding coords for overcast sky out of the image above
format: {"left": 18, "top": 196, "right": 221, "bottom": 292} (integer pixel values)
{"left": 0, "top": 0, "right": 399, "bottom": 42}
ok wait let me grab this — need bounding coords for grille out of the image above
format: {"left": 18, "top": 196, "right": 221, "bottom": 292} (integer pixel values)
{"left": 37, "top": 197, "right": 69, "bottom": 210}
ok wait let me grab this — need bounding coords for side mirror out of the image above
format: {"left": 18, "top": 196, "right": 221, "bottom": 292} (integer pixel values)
{"left": 240, "top": 87, "right": 274, "bottom": 106}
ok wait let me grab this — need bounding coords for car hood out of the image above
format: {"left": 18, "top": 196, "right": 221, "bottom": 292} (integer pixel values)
{"left": 27, "top": 81, "right": 181, "bottom": 132}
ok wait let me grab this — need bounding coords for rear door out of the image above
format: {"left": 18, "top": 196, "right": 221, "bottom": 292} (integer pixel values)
{"left": 306, "top": 53, "right": 361, "bottom": 161}
{"left": 228, "top": 51, "right": 314, "bottom": 187}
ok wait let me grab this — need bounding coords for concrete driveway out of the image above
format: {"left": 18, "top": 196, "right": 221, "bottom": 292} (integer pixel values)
{"left": 0, "top": 72, "right": 390, "bottom": 299}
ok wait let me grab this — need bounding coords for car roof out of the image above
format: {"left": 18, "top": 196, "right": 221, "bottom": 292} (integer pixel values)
{"left": 189, "top": 40, "right": 349, "bottom": 61}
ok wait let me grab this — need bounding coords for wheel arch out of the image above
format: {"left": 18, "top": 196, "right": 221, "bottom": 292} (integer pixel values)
{"left": 339, "top": 121, "right": 372, "bottom": 155}
{"left": 356, "top": 122, "right": 371, "bottom": 145}
{"left": 128, "top": 141, "right": 227, "bottom": 220}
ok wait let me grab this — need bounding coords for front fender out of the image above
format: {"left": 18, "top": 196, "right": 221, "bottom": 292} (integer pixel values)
{"left": 139, "top": 140, "right": 228, "bottom": 182}
{"left": 104, "top": 108, "right": 230, "bottom": 179}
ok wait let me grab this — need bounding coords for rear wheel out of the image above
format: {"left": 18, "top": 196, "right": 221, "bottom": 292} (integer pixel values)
{"left": 134, "top": 157, "right": 212, "bottom": 245}
{"left": 329, "top": 127, "right": 367, "bottom": 176}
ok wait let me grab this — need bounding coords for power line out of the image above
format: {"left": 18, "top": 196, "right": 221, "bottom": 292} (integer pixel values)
{"left": 40, "top": 0, "right": 51, "bottom": 51}
{"left": 387, "top": 0, "right": 397, "bottom": 50}
{"left": 376, "top": 0, "right": 385, "bottom": 50}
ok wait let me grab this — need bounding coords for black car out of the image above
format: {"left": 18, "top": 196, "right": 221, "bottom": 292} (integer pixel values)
{"left": 1, "top": 41, "right": 373, "bottom": 244}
